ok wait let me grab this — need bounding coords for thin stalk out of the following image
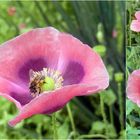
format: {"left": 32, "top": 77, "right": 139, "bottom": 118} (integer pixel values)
{"left": 129, "top": 6, "right": 131, "bottom": 46}
{"left": 52, "top": 113, "right": 57, "bottom": 139}
{"left": 73, "top": 98, "right": 97, "bottom": 120}
{"left": 118, "top": 82, "right": 123, "bottom": 131}
{"left": 100, "top": 93, "right": 108, "bottom": 134}
{"left": 66, "top": 103, "right": 76, "bottom": 139}
{"left": 109, "top": 105, "right": 114, "bottom": 125}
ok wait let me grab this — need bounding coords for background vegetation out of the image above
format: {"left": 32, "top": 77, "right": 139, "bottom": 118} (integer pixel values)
{"left": 0, "top": 1, "right": 125, "bottom": 139}
{"left": 127, "top": 0, "right": 140, "bottom": 46}
{"left": 126, "top": 0, "right": 140, "bottom": 139}
{"left": 126, "top": 46, "right": 140, "bottom": 139}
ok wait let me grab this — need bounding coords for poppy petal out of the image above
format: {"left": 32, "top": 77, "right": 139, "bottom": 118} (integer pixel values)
{"left": 130, "top": 20, "right": 140, "bottom": 32}
{"left": 56, "top": 33, "right": 109, "bottom": 87}
{"left": 9, "top": 84, "right": 102, "bottom": 126}
{"left": 127, "top": 70, "right": 140, "bottom": 106}
{"left": 0, "top": 76, "right": 31, "bottom": 108}
{"left": 135, "top": 11, "right": 140, "bottom": 21}
{"left": 0, "top": 27, "right": 61, "bottom": 87}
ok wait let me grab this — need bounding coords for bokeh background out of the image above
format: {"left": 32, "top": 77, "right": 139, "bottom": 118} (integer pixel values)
{"left": 0, "top": 1, "right": 125, "bottom": 139}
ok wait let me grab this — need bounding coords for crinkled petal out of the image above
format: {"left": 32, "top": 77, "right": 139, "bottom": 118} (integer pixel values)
{"left": 0, "top": 27, "right": 109, "bottom": 88}
{"left": 56, "top": 33, "right": 109, "bottom": 88}
{"left": 130, "top": 20, "right": 140, "bottom": 32}
{"left": 0, "top": 76, "right": 31, "bottom": 109}
{"left": 0, "top": 27, "right": 61, "bottom": 87}
{"left": 127, "top": 70, "right": 140, "bottom": 106}
{"left": 135, "top": 11, "right": 140, "bottom": 21}
{"left": 9, "top": 84, "right": 102, "bottom": 126}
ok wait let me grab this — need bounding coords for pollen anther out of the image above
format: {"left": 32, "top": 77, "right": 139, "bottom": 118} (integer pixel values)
{"left": 29, "top": 68, "right": 63, "bottom": 97}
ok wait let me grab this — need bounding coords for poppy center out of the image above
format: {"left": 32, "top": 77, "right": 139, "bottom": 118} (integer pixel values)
{"left": 29, "top": 68, "right": 63, "bottom": 97}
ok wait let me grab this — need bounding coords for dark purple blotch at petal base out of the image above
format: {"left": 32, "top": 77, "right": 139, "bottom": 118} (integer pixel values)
{"left": 63, "top": 61, "right": 85, "bottom": 85}
{"left": 10, "top": 92, "right": 33, "bottom": 105}
{"left": 18, "top": 58, "right": 47, "bottom": 83}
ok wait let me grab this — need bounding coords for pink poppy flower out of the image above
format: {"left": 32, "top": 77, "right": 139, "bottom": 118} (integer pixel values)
{"left": 112, "top": 29, "right": 117, "bottom": 38}
{"left": 0, "top": 27, "right": 109, "bottom": 126}
{"left": 127, "top": 70, "right": 140, "bottom": 106}
{"left": 130, "top": 11, "right": 140, "bottom": 32}
{"left": 7, "top": 6, "right": 16, "bottom": 16}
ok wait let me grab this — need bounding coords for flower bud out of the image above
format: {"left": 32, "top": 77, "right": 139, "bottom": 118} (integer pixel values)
{"left": 114, "top": 72, "right": 124, "bottom": 82}
{"left": 93, "top": 45, "right": 106, "bottom": 57}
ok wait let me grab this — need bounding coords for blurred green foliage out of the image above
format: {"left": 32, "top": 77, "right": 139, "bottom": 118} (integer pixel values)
{"left": 0, "top": 1, "right": 125, "bottom": 139}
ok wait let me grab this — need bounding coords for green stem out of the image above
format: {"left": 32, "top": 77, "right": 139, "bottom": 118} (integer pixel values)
{"left": 78, "top": 134, "right": 108, "bottom": 139}
{"left": 128, "top": 116, "right": 133, "bottom": 127}
{"left": 118, "top": 82, "right": 123, "bottom": 131}
{"left": 129, "top": 6, "right": 131, "bottom": 46}
{"left": 52, "top": 113, "right": 57, "bottom": 139}
{"left": 100, "top": 93, "right": 108, "bottom": 134}
{"left": 66, "top": 103, "right": 77, "bottom": 138}
{"left": 109, "top": 105, "right": 114, "bottom": 125}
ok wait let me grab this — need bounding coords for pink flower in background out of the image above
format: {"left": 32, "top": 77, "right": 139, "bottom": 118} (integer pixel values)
{"left": 127, "top": 70, "right": 140, "bottom": 106}
{"left": 18, "top": 23, "right": 26, "bottom": 30}
{"left": 0, "top": 27, "right": 109, "bottom": 126}
{"left": 112, "top": 29, "right": 117, "bottom": 38}
{"left": 130, "top": 11, "right": 140, "bottom": 32}
{"left": 7, "top": 6, "right": 16, "bottom": 16}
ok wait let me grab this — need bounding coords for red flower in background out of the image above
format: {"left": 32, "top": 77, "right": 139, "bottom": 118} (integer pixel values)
{"left": 0, "top": 27, "right": 109, "bottom": 126}
{"left": 127, "top": 70, "right": 140, "bottom": 106}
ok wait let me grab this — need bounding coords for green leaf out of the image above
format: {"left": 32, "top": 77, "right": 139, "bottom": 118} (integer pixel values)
{"left": 57, "top": 120, "right": 69, "bottom": 139}
{"left": 126, "top": 99, "right": 136, "bottom": 116}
